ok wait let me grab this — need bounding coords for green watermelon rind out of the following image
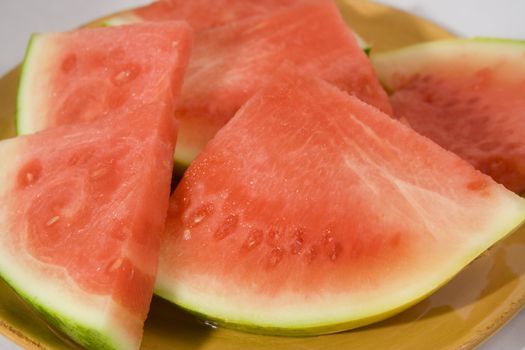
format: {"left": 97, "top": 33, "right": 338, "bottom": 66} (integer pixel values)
{"left": 372, "top": 37, "right": 525, "bottom": 92}
{"left": 0, "top": 273, "right": 119, "bottom": 350}
{"left": 154, "top": 200, "right": 525, "bottom": 335}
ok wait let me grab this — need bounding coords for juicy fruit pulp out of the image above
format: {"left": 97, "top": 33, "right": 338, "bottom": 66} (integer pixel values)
{"left": 173, "top": 0, "right": 391, "bottom": 166}
{"left": 2, "top": 22, "right": 192, "bottom": 350}
{"left": 372, "top": 38, "right": 525, "bottom": 193}
{"left": 17, "top": 21, "right": 192, "bottom": 135}
{"left": 115, "top": 0, "right": 305, "bottom": 30}
{"left": 156, "top": 64, "right": 525, "bottom": 334}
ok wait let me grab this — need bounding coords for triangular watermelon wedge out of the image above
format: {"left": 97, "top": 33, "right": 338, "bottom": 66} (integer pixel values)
{"left": 173, "top": 0, "right": 391, "bottom": 166}
{"left": 156, "top": 64, "right": 525, "bottom": 334}
{"left": 372, "top": 38, "right": 525, "bottom": 193}
{"left": 16, "top": 21, "right": 192, "bottom": 135}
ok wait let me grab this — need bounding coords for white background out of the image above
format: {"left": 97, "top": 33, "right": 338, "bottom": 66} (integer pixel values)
{"left": 0, "top": 0, "right": 524, "bottom": 349}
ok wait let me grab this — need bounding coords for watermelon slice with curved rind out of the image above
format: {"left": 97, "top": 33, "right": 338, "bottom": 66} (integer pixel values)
{"left": 156, "top": 64, "right": 525, "bottom": 335}
{"left": 17, "top": 21, "right": 192, "bottom": 135}
{"left": 372, "top": 38, "right": 525, "bottom": 193}
{"left": 173, "top": 0, "right": 391, "bottom": 166}
{"left": 0, "top": 103, "right": 176, "bottom": 350}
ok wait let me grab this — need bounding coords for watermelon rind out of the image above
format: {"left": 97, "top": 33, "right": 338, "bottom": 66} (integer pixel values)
{"left": 0, "top": 241, "right": 135, "bottom": 350}
{"left": 16, "top": 33, "right": 40, "bottom": 135}
{"left": 100, "top": 12, "right": 141, "bottom": 27}
{"left": 371, "top": 37, "right": 525, "bottom": 93}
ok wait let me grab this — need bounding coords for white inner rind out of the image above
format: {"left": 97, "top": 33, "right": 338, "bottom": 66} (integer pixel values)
{"left": 0, "top": 139, "right": 136, "bottom": 350}
{"left": 372, "top": 39, "right": 525, "bottom": 90}
{"left": 156, "top": 185, "right": 525, "bottom": 331}
{"left": 17, "top": 34, "right": 60, "bottom": 135}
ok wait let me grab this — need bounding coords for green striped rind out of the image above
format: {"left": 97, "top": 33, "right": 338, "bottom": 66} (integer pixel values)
{"left": 0, "top": 274, "right": 118, "bottom": 350}
{"left": 6, "top": 278, "right": 116, "bottom": 349}
{"left": 372, "top": 37, "right": 525, "bottom": 91}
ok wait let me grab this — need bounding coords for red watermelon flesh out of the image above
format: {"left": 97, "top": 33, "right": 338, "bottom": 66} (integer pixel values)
{"left": 156, "top": 64, "right": 525, "bottom": 334}
{"left": 123, "top": 0, "right": 304, "bottom": 30}
{"left": 372, "top": 39, "right": 525, "bottom": 193}
{"left": 17, "top": 21, "right": 192, "bottom": 135}
{"left": 174, "top": 0, "right": 391, "bottom": 165}
{"left": 0, "top": 102, "right": 177, "bottom": 350}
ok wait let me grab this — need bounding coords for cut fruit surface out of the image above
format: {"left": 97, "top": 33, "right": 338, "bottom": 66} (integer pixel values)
{"left": 174, "top": 0, "right": 391, "bottom": 166}
{"left": 17, "top": 21, "right": 192, "bottom": 135}
{"left": 109, "top": 0, "right": 304, "bottom": 30}
{"left": 156, "top": 64, "right": 525, "bottom": 335}
{"left": 372, "top": 38, "right": 525, "bottom": 193}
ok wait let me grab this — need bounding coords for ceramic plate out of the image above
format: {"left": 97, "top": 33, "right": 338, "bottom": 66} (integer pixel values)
{"left": 1, "top": 0, "right": 524, "bottom": 349}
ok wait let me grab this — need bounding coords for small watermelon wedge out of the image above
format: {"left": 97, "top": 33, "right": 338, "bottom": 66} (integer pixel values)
{"left": 17, "top": 21, "right": 192, "bottom": 135}
{"left": 106, "top": 0, "right": 304, "bottom": 30}
{"left": 372, "top": 38, "right": 525, "bottom": 193}
{"left": 156, "top": 64, "right": 525, "bottom": 335}
{"left": 174, "top": 0, "right": 391, "bottom": 166}
{"left": 0, "top": 103, "right": 177, "bottom": 350}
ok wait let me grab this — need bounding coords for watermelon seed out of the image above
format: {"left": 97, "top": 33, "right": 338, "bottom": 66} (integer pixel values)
{"left": 108, "top": 258, "right": 123, "bottom": 272}
{"left": 327, "top": 242, "right": 342, "bottom": 262}
{"left": 61, "top": 54, "right": 77, "bottom": 73}
{"left": 266, "top": 247, "right": 284, "bottom": 268}
{"left": 242, "top": 229, "right": 263, "bottom": 251}
{"left": 267, "top": 227, "right": 282, "bottom": 246}
{"left": 90, "top": 168, "right": 108, "bottom": 179}
{"left": 214, "top": 215, "right": 239, "bottom": 240}
{"left": 114, "top": 71, "right": 131, "bottom": 84}
{"left": 112, "top": 64, "right": 141, "bottom": 86}
{"left": 183, "top": 229, "right": 191, "bottom": 241}
{"left": 187, "top": 203, "right": 214, "bottom": 228}
{"left": 304, "top": 245, "right": 318, "bottom": 263}
{"left": 25, "top": 172, "right": 35, "bottom": 183}
{"left": 46, "top": 216, "right": 60, "bottom": 226}
{"left": 290, "top": 228, "right": 305, "bottom": 255}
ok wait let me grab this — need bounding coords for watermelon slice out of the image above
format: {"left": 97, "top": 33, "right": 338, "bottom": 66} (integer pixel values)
{"left": 372, "top": 38, "right": 525, "bottom": 193}
{"left": 0, "top": 103, "right": 177, "bottom": 350}
{"left": 156, "top": 64, "right": 525, "bottom": 334}
{"left": 106, "top": 0, "right": 304, "bottom": 30}
{"left": 17, "top": 21, "right": 192, "bottom": 135}
{"left": 174, "top": 0, "right": 391, "bottom": 166}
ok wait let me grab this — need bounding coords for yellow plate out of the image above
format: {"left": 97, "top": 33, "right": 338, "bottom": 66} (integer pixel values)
{"left": 1, "top": 1, "right": 524, "bottom": 349}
